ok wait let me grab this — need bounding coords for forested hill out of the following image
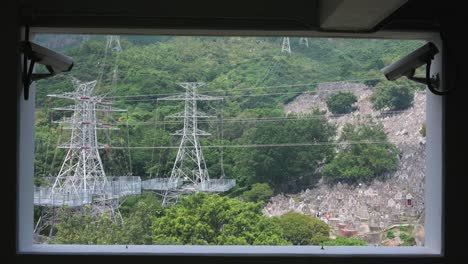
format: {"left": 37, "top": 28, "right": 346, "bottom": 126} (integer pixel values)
{"left": 33, "top": 35, "right": 424, "bottom": 194}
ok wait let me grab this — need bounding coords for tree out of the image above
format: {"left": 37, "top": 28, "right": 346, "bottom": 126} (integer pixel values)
{"left": 151, "top": 192, "right": 290, "bottom": 245}
{"left": 120, "top": 191, "right": 163, "bottom": 244}
{"left": 34, "top": 36, "right": 423, "bottom": 182}
{"left": 241, "top": 183, "right": 273, "bottom": 203}
{"left": 322, "top": 236, "right": 367, "bottom": 246}
{"left": 326, "top": 91, "right": 358, "bottom": 114}
{"left": 242, "top": 110, "right": 336, "bottom": 192}
{"left": 322, "top": 120, "right": 399, "bottom": 183}
{"left": 276, "top": 212, "right": 330, "bottom": 245}
{"left": 53, "top": 192, "right": 163, "bottom": 245}
{"left": 53, "top": 207, "right": 125, "bottom": 244}
{"left": 370, "top": 83, "right": 414, "bottom": 111}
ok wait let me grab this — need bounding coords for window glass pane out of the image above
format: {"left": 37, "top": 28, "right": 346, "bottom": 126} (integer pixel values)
{"left": 32, "top": 34, "right": 426, "bottom": 247}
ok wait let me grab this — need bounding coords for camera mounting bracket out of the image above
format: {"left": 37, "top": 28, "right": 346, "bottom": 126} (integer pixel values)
{"left": 20, "top": 26, "right": 57, "bottom": 100}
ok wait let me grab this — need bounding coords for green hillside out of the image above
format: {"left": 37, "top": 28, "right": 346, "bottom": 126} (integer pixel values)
{"left": 33, "top": 35, "right": 424, "bottom": 192}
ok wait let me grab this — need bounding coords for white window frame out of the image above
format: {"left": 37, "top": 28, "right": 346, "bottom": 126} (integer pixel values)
{"left": 17, "top": 27, "right": 444, "bottom": 257}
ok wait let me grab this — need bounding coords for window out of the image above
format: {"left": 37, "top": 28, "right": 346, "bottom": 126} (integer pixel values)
{"left": 17, "top": 29, "right": 443, "bottom": 256}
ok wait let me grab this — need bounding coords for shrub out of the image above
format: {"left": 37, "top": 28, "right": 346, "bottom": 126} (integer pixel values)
{"left": 370, "top": 83, "right": 414, "bottom": 111}
{"left": 326, "top": 91, "right": 358, "bottom": 114}
{"left": 387, "top": 231, "right": 395, "bottom": 239}
{"left": 276, "top": 212, "right": 330, "bottom": 245}
{"left": 399, "top": 232, "right": 416, "bottom": 246}
{"left": 420, "top": 122, "right": 426, "bottom": 137}
{"left": 241, "top": 183, "right": 273, "bottom": 203}
{"left": 322, "top": 236, "right": 367, "bottom": 246}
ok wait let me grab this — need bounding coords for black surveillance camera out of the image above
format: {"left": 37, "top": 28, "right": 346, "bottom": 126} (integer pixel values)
{"left": 380, "top": 42, "right": 445, "bottom": 95}
{"left": 381, "top": 42, "right": 438, "bottom": 81}
{"left": 19, "top": 41, "right": 74, "bottom": 100}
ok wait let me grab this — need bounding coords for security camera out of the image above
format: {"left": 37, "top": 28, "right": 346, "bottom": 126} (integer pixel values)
{"left": 381, "top": 42, "right": 438, "bottom": 81}
{"left": 19, "top": 41, "right": 74, "bottom": 100}
{"left": 380, "top": 42, "right": 446, "bottom": 95}
{"left": 20, "top": 41, "right": 74, "bottom": 75}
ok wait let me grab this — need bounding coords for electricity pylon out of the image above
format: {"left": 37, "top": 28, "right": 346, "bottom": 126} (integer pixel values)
{"left": 106, "top": 35, "right": 122, "bottom": 53}
{"left": 281, "top": 37, "right": 291, "bottom": 54}
{"left": 49, "top": 77, "right": 126, "bottom": 200}
{"left": 299, "top": 37, "right": 309, "bottom": 47}
{"left": 157, "top": 82, "right": 222, "bottom": 205}
{"left": 105, "top": 36, "right": 121, "bottom": 90}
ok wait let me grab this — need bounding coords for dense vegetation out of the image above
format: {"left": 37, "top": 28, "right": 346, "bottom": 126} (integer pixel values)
{"left": 276, "top": 212, "right": 330, "bottom": 245}
{"left": 152, "top": 192, "right": 289, "bottom": 245}
{"left": 370, "top": 82, "right": 414, "bottom": 111}
{"left": 34, "top": 35, "right": 423, "bottom": 245}
{"left": 54, "top": 191, "right": 162, "bottom": 244}
{"left": 322, "top": 121, "right": 399, "bottom": 183}
{"left": 323, "top": 236, "right": 368, "bottom": 246}
{"left": 326, "top": 91, "right": 358, "bottom": 114}
{"left": 54, "top": 192, "right": 370, "bottom": 246}
{"left": 34, "top": 36, "right": 422, "bottom": 190}
{"left": 240, "top": 183, "right": 273, "bottom": 203}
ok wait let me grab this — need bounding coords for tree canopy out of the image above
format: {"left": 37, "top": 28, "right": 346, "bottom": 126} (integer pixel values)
{"left": 33, "top": 36, "right": 425, "bottom": 246}
{"left": 370, "top": 82, "right": 414, "bottom": 111}
{"left": 240, "top": 111, "right": 336, "bottom": 192}
{"left": 151, "top": 192, "right": 290, "bottom": 245}
{"left": 275, "top": 211, "right": 330, "bottom": 245}
{"left": 241, "top": 183, "right": 273, "bottom": 203}
{"left": 53, "top": 191, "right": 163, "bottom": 244}
{"left": 322, "top": 236, "right": 367, "bottom": 246}
{"left": 326, "top": 91, "right": 358, "bottom": 114}
{"left": 322, "top": 120, "right": 399, "bottom": 183}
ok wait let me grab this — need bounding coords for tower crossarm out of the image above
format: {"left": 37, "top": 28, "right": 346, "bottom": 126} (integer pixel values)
{"left": 61, "top": 126, "right": 119, "bottom": 130}
{"left": 52, "top": 105, "right": 127, "bottom": 112}
{"left": 171, "top": 128, "right": 211, "bottom": 136}
{"left": 95, "top": 104, "right": 127, "bottom": 112}
{"left": 158, "top": 94, "right": 222, "bottom": 101}
{"left": 166, "top": 110, "right": 216, "bottom": 119}
{"left": 57, "top": 142, "right": 113, "bottom": 149}
{"left": 47, "top": 94, "right": 104, "bottom": 102}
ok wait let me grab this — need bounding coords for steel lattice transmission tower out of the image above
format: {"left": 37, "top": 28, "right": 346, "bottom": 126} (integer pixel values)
{"left": 281, "top": 37, "right": 291, "bottom": 54}
{"left": 299, "top": 37, "right": 309, "bottom": 47}
{"left": 106, "top": 35, "right": 122, "bottom": 53}
{"left": 105, "top": 36, "right": 122, "bottom": 90}
{"left": 156, "top": 82, "right": 222, "bottom": 205}
{"left": 141, "top": 82, "right": 236, "bottom": 205}
{"left": 49, "top": 77, "right": 127, "bottom": 200}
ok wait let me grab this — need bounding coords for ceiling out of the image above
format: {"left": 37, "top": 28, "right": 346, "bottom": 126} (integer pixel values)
{"left": 19, "top": 0, "right": 440, "bottom": 32}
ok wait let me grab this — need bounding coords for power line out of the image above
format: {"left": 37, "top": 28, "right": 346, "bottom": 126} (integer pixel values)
{"left": 105, "top": 78, "right": 385, "bottom": 99}
{"left": 84, "top": 109, "right": 412, "bottom": 126}
{"left": 108, "top": 140, "right": 391, "bottom": 150}
{"left": 114, "top": 115, "right": 330, "bottom": 126}
{"left": 109, "top": 82, "right": 410, "bottom": 103}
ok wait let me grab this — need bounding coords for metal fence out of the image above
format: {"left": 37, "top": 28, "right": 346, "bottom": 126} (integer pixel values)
{"left": 33, "top": 176, "right": 141, "bottom": 206}
{"left": 33, "top": 186, "right": 93, "bottom": 207}
{"left": 198, "top": 179, "right": 236, "bottom": 192}
{"left": 141, "top": 178, "right": 184, "bottom": 190}
{"left": 105, "top": 176, "right": 142, "bottom": 197}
